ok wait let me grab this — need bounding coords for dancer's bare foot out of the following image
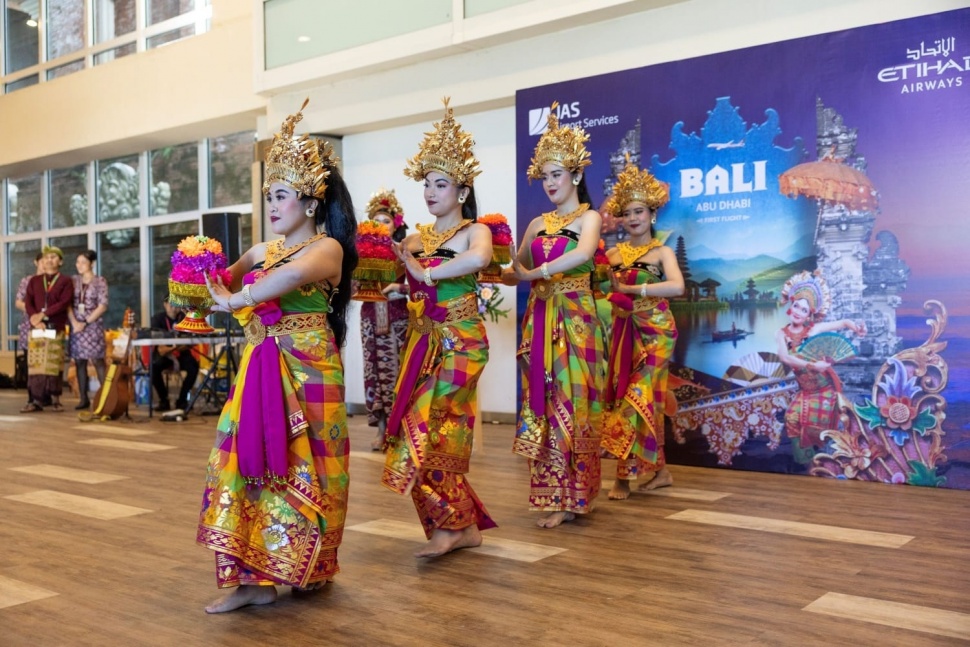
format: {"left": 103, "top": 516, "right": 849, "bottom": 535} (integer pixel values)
{"left": 537, "top": 511, "right": 576, "bottom": 529}
{"left": 637, "top": 467, "right": 673, "bottom": 491}
{"left": 205, "top": 585, "right": 277, "bottom": 614}
{"left": 608, "top": 478, "right": 632, "bottom": 500}
{"left": 414, "top": 526, "right": 482, "bottom": 558}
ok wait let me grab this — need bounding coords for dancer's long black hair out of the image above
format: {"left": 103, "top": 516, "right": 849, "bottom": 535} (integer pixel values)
{"left": 461, "top": 185, "right": 478, "bottom": 221}
{"left": 574, "top": 173, "right": 593, "bottom": 208}
{"left": 313, "top": 165, "right": 358, "bottom": 347}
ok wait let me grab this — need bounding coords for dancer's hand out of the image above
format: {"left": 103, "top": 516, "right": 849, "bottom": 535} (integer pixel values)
{"left": 204, "top": 272, "right": 233, "bottom": 313}
{"left": 392, "top": 242, "right": 425, "bottom": 281}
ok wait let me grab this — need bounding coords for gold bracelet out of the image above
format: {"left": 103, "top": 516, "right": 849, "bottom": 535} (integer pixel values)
{"left": 423, "top": 267, "right": 435, "bottom": 286}
{"left": 241, "top": 284, "right": 257, "bottom": 307}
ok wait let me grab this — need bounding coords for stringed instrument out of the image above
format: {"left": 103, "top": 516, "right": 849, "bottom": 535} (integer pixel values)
{"left": 89, "top": 308, "right": 136, "bottom": 421}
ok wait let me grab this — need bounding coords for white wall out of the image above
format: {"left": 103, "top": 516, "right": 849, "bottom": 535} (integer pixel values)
{"left": 340, "top": 107, "right": 520, "bottom": 416}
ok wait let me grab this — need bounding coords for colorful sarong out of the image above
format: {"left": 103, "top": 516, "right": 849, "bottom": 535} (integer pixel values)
{"left": 600, "top": 280, "right": 677, "bottom": 480}
{"left": 197, "top": 271, "right": 348, "bottom": 589}
{"left": 514, "top": 232, "right": 604, "bottom": 513}
{"left": 382, "top": 256, "right": 496, "bottom": 538}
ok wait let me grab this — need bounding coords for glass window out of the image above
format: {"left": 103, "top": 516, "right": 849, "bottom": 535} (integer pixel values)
{"left": 94, "top": 0, "right": 136, "bottom": 43}
{"left": 5, "top": 74, "right": 38, "bottom": 92}
{"left": 97, "top": 156, "right": 140, "bottom": 222}
{"left": 209, "top": 131, "right": 253, "bottom": 208}
{"left": 146, "top": 24, "right": 194, "bottom": 49}
{"left": 49, "top": 234, "right": 89, "bottom": 280}
{"left": 150, "top": 220, "right": 198, "bottom": 313}
{"left": 47, "top": 59, "right": 85, "bottom": 80}
{"left": 150, "top": 142, "right": 199, "bottom": 215}
{"left": 148, "top": 0, "right": 195, "bottom": 25}
{"left": 50, "top": 164, "right": 88, "bottom": 229}
{"left": 46, "top": 0, "right": 86, "bottom": 60}
{"left": 264, "top": 0, "right": 452, "bottom": 69}
{"left": 98, "top": 228, "right": 140, "bottom": 328}
{"left": 94, "top": 43, "right": 136, "bottom": 65}
{"left": 464, "top": 0, "right": 527, "bottom": 18}
{"left": 6, "top": 173, "right": 42, "bottom": 234}
{"left": 4, "top": 2, "right": 39, "bottom": 74}
{"left": 6, "top": 239, "right": 42, "bottom": 340}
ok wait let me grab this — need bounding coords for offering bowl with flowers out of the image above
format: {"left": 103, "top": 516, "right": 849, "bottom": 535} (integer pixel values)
{"left": 477, "top": 213, "right": 513, "bottom": 283}
{"left": 168, "top": 235, "right": 232, "bottom": 334}
{"left": 353, "top": 221, "right": 398, "bottom": 302}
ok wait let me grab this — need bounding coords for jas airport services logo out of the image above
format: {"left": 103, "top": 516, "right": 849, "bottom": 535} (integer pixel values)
{"left": 527, "top": 101, "right": 620, "bottom": 136}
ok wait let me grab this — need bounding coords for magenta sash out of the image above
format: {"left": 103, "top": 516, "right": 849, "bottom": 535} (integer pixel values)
{"left": 605, "top": 292, "right": 635, "bottom": 405}
{"left": 235, "top": 275, "right": 289, "bottom": 483}
{"left": 527, "top": 235, "right": 570, "bottom": 416}
{"left": 385, "top": 262, "right": 447, "bottom": 441}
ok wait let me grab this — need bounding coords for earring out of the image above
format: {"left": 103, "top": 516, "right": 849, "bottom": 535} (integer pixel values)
{"left": 572, "top": 177, "right": 581, "bottom": 186}
{"left": 458, "top": 196, "right": 466, "bottom": 204}
{"left": 306, "top": 208, "right": 315, "bottom": 218}
{"left": 651, "top": 218, "right": 657, "bottom": 224}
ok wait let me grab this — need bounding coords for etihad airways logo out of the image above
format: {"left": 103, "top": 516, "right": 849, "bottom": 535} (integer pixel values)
{"left": 528, "top": 101, "right": 620, "bottom": 136}
{"left": 878, "top": 35, "right": 967, "bottom": 94}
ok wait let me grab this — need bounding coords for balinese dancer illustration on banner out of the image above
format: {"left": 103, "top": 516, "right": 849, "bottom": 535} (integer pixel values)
{"left": 599, "top": 160, "right": 684, "bottom": 499}
{"left": 507, "top": 102, "right": 605, "bottom": 529}
{"left": 775, "top": 270, "right": 866, "bottom": 465}
{"left": 381, "top": 98, "right": 497, "bottom": 558}
{"left": 197, "top": 99, "right": 358, "bottom": 613}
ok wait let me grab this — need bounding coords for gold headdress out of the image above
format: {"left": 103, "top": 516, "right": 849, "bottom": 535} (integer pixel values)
{"left": 780, "top": 270, "right": 831, "bottom": 320}
{"left": 262, "top": 98, "right": 339, "bottom": 200}
{"left": 403, "top": 97, "right": 481, "bottom": 186}
{"left": 365, "top": 188, "right": 404, "bottom": 219}
{"left": 605, "top": 156, "right": 669, "bottom": 217}
{"left": 526, "top": 101, "right": 592, "bottom": 180}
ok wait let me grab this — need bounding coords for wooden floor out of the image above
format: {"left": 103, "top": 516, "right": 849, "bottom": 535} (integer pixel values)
{"left": 1, "top": 389, "right": 969, "bottom": 646}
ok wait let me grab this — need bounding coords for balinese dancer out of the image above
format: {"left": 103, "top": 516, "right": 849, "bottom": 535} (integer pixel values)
{"left": 599, "top": 161, "right": 684, "bottom": 500}
{"left": 382, "top": 98, "right": 497, "bottom": 558}
{"left": 198, "top": 99, "right": 358, "bottom": 613}
{"left": 360, "top": 188, "right": 410, "bottom": 450}
{"left": 507, "top": 103, "right": 605, "bottom": 529}
{"left": 776, "top": 270, "right": 865, "bottom": 465}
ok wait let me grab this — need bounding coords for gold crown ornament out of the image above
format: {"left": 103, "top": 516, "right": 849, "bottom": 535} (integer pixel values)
{"left": 365, "top": 188, "right": 404, "bottom": 220}
{"left": 780, "top": 270, "right": 831, "bottom": 320}
{"left": 605, "top": 156, "right": 670, "bottom": 217}
{"left": 526, "top": 101, "right": 592, "bottom": 180}
{"left": 403, "top": 97, "right": 481, "bottom": 186}
{"left": 262, "top": 98, "right": 339, "bottom": 200}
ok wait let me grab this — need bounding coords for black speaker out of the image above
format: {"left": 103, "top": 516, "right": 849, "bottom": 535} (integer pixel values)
{"left": 201, "top": 212, "right": 242, "bottom": 265}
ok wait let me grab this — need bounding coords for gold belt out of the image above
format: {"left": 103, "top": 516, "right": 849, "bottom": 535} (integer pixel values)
{"left": 532, "top": 275, "right": 591, "bottom": 301}
{"left": 409, "top": 292, "right": 479, "bottom": 335}
{"left": 614, "top": 296, "right": 664, "bottom": 318}
{"left": 244, "top": 312, "right": 329, "bottom": 345}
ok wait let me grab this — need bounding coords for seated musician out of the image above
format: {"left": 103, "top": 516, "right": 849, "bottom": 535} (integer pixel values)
{"left": 150, "top": 296, "right": 200, "bottom": 412}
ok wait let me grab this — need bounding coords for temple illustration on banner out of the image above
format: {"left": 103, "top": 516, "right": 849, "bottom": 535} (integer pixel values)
{"left": 605, "top": 97, "right": 949, "bottom": 488}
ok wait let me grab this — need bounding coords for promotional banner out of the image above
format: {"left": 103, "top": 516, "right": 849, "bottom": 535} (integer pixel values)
{"left": 515, "top": 9, "right": 970, "bottom": 489}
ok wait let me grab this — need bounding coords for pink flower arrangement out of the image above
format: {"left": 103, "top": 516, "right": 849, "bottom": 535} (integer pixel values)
{"left": 170, "top": 235, "right": 231, "bottom": 285}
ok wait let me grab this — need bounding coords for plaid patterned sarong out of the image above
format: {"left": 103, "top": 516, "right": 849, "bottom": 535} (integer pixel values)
{"left": 515, "top": 262, "right": 605, "bottom": 513}
{"left": 600, "top": 282, "right": 677, "bottom": 480}
{"left": 197, "top": 307, "right": 348, "bottom": 589}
